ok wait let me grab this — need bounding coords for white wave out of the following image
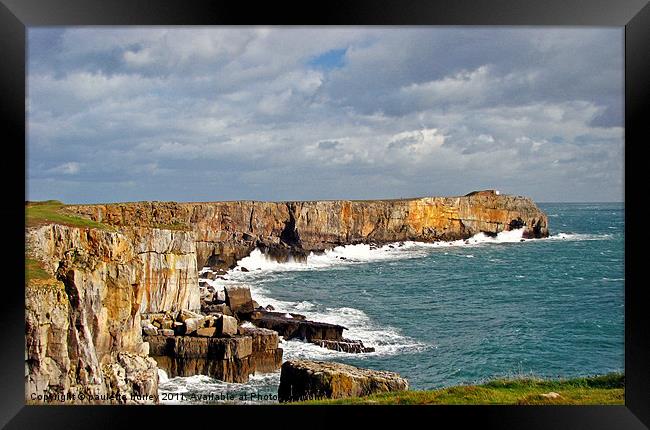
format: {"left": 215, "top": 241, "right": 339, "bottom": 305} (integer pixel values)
{"left": 158, "top": 368, "right": 169, "bottom": 384}
{"left": 230, "top": 228, "right": 529, "bottom": 277}
{"left": 546, "top": 232, "right": 614, "bottom": 241}
{"left": 158, "top": 372, "right": 281, "bottom": 405}
{"left": 203, "top": 273, "right": 430, "bottom": 359}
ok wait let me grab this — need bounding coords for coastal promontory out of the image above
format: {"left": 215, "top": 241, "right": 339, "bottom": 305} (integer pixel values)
{"left": 25, "top": 191, "right": 549, "bottom": 403}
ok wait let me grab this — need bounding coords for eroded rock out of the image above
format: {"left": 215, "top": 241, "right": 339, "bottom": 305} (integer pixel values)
{"left": 278, "top": 360, "right": 408, "bottom": 402}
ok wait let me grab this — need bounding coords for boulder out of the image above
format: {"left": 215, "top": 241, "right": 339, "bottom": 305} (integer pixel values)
{"left": 217, "top": 314, "right": 238, "bottom": 337}
{"left": 224, "top": 285, "right": 254, "bottom": 315}
{"left": 200, "top": 272, "right": 217, "bottom": 280}
{"left": 183, "top": 317, "right": 204, "bottom": 335}
{"left": 278, "top": 360, "right": 408, "bottom": 402}
{"left": 202, "top": 315, "right": 218, "bottom": 328}
{"left": 202, "top": 303, "right": 233, "bottom": 316}
{"left": 178, "top": 309, "right": 203, "bottom": 322}
{"left": 160, "top": 329, "right": 175, "bottom": 337}
{"left": 142, "top": 324, "right": 158, "bottom": 336}
{"left": 103, "top": 352, "right": 159, "bottom": 404}
{"left": 196, "top": 327, "right": 217, "bottom": 337}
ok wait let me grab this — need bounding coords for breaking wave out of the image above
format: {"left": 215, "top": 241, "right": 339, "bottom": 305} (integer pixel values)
{"left": 546, "top": 232, "right": 614, "bottom": 241}
{"left": 229, "top": 228, "right": 529, "bottom": 275}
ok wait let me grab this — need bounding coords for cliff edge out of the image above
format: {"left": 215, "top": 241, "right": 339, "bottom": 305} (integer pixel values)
{"left": 64, "top": 190, "right": 549, "bottom": 270}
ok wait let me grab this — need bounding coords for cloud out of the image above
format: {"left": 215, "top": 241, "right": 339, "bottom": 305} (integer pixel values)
{"left": 47, "top": 162, "right": 81, "bottom": 175}
{"left": 27, "top": 27, "right": 624, "bottom": 203}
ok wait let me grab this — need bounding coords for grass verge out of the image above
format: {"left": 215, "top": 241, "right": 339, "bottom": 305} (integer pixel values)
{"left": 292, "top": 373, "right": 624, "bottom": 405}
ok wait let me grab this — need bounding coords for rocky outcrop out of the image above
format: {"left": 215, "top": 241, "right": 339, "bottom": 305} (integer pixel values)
{"left": 245, "top": 310, "right": 345, "bottom": 342}
{"left": 147, "top": 335, "right": 254, "bottom": 382}
{"left": 65, "top": 191, "right": 549, "bottom": 270}
{"left": 277, "top": 360, "right": 408, "bottom": 402}
{"left": 311, "top": 339, "right": 375, "bottom": 353}
{"left": 238, "top": 325, "right": 284, "bottom": 374}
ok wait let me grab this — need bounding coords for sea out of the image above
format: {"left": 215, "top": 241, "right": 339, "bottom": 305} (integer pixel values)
{"left": 158, "top": 202, "right": 625, "bottom": 404}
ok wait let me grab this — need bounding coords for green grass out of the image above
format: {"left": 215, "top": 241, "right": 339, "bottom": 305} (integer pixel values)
{"left": 291, "top": 373, "right": 624, "bottom": 405}
{"left": 25, "top": 200, "right": 112, "bottom": 230}
{"left": 150, "top": 221, "right": 192, "bottom": 231}
{"left": 25, "top": 258, "right": 52, "bottom": 281}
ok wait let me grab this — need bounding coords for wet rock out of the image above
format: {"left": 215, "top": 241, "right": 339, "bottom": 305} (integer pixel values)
{"left": 311, "top": 339, "right": 375, "bottom": 353}
{"left": 247, "top": 310, "right": 344, "bottom": 342}
{"left": 240, "top": 267, "right": 249, "bottom": 272}
{"left": 278, "top": 360, "right": 408, "bottom": 402}
{"left": 265, "top": 305, "right": 275, "bottom": 311}
{"left": 199, "top": 271, "right": 217, "bottom": 280}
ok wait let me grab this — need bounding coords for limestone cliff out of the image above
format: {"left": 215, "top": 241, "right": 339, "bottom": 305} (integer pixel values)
{"left": 65, "top": 190, "right": 549, "bottom": 269}
{"left": 25, "top": 224, "right": 200, "bottom": 404}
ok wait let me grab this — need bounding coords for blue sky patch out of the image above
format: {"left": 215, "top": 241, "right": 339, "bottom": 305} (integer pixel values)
{"left": 308, "top": 48, "right": 347, "bottom": 70}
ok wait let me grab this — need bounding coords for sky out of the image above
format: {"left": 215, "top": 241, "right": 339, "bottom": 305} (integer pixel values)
{"left": 27, "top": 27, "right": 624, "bottom": 203}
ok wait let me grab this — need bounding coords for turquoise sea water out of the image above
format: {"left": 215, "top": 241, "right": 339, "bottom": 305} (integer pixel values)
{"left": 159, "top": 203, "right": 624, "bottom": 403}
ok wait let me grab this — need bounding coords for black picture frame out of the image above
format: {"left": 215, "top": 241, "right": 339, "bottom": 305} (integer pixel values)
{"left": 3, "top": 0, "right": 648, "bottom": 428}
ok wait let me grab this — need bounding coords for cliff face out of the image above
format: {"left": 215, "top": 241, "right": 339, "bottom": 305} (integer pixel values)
{"left": 65, "top": 191, "right": 548, "bottom": 269}
{"left": 25, "top": 224, "right": 200, "bottom": 403}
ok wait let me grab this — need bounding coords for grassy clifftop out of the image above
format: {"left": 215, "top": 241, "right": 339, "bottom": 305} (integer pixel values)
{"left": 293, "top": 373, "right": 624, "bottom": 405}
{"left": 25, "top": 200, "right": 111, "bottom": 230}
